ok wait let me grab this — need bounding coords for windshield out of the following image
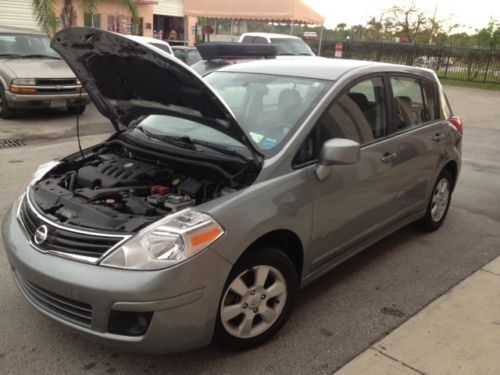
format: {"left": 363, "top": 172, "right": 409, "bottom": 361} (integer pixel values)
{"left": 135, "top": 72, "right": 330, "bottom": 158}
{"left": 270, "top": 38, "right": 314, "bottom": 56}
{"left": 0, "top": 33, "right": 60, "bottom": 58}
{"left": 207, "top": 72, "right": 329, "bottom": 153}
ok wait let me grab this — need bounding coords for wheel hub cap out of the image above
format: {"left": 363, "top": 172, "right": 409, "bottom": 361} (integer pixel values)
{"left": 220, "top": 265, "right": 287, "bottom": 339}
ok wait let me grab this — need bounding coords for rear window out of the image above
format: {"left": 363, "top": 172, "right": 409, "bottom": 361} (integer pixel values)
{"left": 269, "top": 38, "right": 313, "bottom": 56}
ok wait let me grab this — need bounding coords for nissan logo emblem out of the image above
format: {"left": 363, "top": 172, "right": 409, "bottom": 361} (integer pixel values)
{"left": 33, "top": 225, "right": 48, "bottom": 245}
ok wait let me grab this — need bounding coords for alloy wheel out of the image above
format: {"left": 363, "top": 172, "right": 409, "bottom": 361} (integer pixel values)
{"left": 220, "top": 265, "right": 287, "bottom": 339}
{"left": 430, "top": 177, "right": 450, "bottom": 222}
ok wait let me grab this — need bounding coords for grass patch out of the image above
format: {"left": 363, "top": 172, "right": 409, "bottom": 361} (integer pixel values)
{"left": 439, "top": 78, "right": 500, "bottom": 91}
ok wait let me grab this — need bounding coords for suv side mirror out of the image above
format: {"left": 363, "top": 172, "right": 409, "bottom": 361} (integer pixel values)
{"left": 315, "top": 138, "right": 361, "bottom": 180}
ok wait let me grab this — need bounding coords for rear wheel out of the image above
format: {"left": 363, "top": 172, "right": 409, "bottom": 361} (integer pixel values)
{"left": 214, "top": 247, "right": 298, "bottom": 349}
{"left": 0, "top": 86, "right": 15, "bottom": 119}
{"left": 416, "top": 169, "right": 453, "bottom": 232}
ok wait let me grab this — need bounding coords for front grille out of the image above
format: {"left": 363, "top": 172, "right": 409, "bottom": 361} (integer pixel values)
{"left": 18, "top": 195, "right": 126, "bottom": 260}
{"left": 36, "top": 88, "right": 78, "bottom": 95}
{"left": 16, "top": 272, "right": 92, "bottom": 327}
{"left": 36, "top": 78, "right": 77, "bottom": 86}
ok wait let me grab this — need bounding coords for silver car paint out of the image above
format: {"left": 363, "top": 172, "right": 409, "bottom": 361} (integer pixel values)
{"left": 2, "top": 59, "right": 461, "bottom": 352}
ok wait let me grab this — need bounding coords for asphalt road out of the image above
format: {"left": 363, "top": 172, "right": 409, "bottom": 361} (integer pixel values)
{"left": 0, "top": 86, "right": 499, "bottom": 374}
{"left": 0, "top": 103, "right": 113, "bottom": 143}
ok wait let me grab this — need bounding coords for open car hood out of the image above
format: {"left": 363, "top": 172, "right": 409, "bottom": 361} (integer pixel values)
{"left": 51, "top": 28, "right": 261, "bottom": 160}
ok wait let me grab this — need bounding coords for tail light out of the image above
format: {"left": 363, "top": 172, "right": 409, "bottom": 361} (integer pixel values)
{"left": 449, "top": 116, "right": 463, "bottom": 135}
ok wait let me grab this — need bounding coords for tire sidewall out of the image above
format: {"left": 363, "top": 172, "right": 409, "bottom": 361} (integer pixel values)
{"left": 0, "top": 85, "right": 14, "bottom": 119}
{"left": 420, "top": 169, "right": 453, "bottom": 231}
{"left": 214, "top": 247, "right": 298, "bottom": 349}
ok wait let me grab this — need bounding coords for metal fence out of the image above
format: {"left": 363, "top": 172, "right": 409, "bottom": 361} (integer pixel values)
{"left": 308, "top": 40, "right": 500, "bottom": 84}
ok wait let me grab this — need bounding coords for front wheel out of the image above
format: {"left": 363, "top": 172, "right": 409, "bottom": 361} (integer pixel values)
{"left": 416, "top": 169, "right": 453, "bottom": 232}
{"left": 214, "top": 247, "right": 298, "bottom": 349}
{"left": 0, "top": 86, "right": 15, "bottom": 119}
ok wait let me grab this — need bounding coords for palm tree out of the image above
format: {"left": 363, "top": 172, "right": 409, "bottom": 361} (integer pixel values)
{"left": 32, "top": 0, "right": 139, "bottom": 34}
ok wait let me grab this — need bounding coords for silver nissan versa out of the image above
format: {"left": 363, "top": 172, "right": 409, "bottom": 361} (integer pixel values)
{"left": 2, "top": 28, "right": 462, "bottom": 353}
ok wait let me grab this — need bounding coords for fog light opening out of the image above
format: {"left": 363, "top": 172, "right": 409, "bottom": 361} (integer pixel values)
{"left": 108, "top": 310, "right": 153, "bottom": 336}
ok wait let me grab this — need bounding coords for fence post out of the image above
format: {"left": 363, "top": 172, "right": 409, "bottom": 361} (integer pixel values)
{"left": 483, "top": 46, "right": 494, "bottom": 83}
{"left": 444, "top": 45, "right": 452, "bottom": 79}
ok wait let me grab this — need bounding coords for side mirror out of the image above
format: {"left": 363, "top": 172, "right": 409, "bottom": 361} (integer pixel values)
{"left": 315, "top": 138, "right": 361, "bottom": 180}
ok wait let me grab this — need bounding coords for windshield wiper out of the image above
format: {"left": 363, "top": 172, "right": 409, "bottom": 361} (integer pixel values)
{"left": 188, "top": 138, "right": 250, "bottom": 162}
{"left": 136, "top": 125, "right": 197, "bottom": 151}
{"left": 22, "top": 54, "right": 61, "bottom": 59}
{"left": 136, "top": 125, "right": 249, "bottom": 161}
{"left": 0, "top": 53, "right": 24, "bottom": 58}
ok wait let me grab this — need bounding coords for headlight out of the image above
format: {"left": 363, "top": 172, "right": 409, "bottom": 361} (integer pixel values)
{"left": 100, "top": 209, "right": 224, "bottom": 270}
{"left": 12, "top": 78, "right": 36, "bottom": 86}
{"left": 30, "top": 160, "right": 60, "bottom": 185}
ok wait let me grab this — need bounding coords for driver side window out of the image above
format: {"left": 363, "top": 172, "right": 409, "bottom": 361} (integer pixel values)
{"left": 294, "top": 76, "right": 388, "bottom": 166}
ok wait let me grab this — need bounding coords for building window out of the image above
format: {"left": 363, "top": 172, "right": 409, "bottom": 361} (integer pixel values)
{"left": 84, "top": 13, "right": 101, "bottom": 28}
{"left": 107, "top": 15, "right": 120, "bottom": 33}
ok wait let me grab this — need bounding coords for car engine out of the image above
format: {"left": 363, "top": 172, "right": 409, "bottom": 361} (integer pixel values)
{"left": 30, "top": 140, "right": 249, "bottom": 232}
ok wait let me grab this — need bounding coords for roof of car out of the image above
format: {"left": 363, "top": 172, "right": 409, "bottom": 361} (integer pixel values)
{"left": 241, "top": 32, "right": 301, "bottom": 40}
{"left": 216, "top": 57, "right": 436, "bottom": 81}
{"left": 124, "top": 35, "right": 170, "bottom": 45}
{"left": 0, "top": 26, "right": 45, "bottom": 35}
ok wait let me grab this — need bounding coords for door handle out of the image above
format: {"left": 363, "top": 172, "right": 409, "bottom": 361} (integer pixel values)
{"left": 380, "top": 152, "right": 398, "bottom": 163}
{"left": 432, "top": 133, "right": 445, "bottom": 142}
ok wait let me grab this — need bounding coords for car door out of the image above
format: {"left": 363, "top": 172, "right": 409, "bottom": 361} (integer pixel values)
{"left": 298, "top": 76, "right": 405, "bottom": 269}
{"left": 386, "top": 75, "right": 447, "bottom": 217}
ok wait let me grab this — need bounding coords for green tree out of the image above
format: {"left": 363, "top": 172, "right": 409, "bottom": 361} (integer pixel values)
{"left": 473, "top": 18, "right": 500, "bottom": 47}
{"left": 385, "top": 3, "right": 428, "bottom": 43}
{"left": 366, "top": 15, "right": 385, "bottom": 41}
{"left": 32, "top": 0, "right": 139, "bottom": 34}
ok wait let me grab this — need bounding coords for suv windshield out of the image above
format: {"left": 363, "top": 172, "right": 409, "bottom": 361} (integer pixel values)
{"left": 0, "top": 33, "right": 60, "bottom": 59}
{"left": 135, "top": 72, "right": 330, "bottom": 158}
{"left": 270, "top": 38, "right": 314, "bottom": 56}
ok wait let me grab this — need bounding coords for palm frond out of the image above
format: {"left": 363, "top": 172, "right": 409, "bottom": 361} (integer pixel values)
{"left": 78, "top": 0, "right": 97, "bottom": 14}
{"left": 32, "top": 0, "right": 58, "bottom": 34}
{"left": 117, "top": 0, "right": 139, "bottom": 33}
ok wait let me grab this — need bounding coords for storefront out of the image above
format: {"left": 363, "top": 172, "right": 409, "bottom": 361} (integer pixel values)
{"left": 153, "top": 0, "right": 186, "bottom": 44}
{"left": 184, "top": 0, "right": 324, "bottom": 46}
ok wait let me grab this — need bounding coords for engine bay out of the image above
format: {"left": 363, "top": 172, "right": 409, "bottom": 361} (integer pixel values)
{"left": 30, "top": 140, "right": 255, "bottom": 232}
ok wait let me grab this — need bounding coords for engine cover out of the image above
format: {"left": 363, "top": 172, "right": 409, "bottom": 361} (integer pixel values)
{"left": 77, "top": 156, "right": 160, "bottom": 188}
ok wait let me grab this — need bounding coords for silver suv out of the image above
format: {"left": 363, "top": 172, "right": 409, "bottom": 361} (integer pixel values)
{"left": 3, "top": 28, "right": 462, "bottom": 353}
{"left": 0, "top": 26, "right": 90, "bottom": 118}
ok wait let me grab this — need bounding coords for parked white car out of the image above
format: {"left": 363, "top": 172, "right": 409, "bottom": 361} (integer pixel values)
{"left": 239, "top": 32, "right": 314, "bottom": 56}
{"left": 124, "top": 35, "right": 173, "bottom": 55}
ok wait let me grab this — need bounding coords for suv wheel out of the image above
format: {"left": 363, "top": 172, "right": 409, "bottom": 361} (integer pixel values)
{"left": 416, "top": 169, "right": 453, "bottom": 232}
{"left": 214, "top": 247, "right": 298, "bottom": 349}
{"left": 0, "top": 86, "right": 15, "bottom": 119}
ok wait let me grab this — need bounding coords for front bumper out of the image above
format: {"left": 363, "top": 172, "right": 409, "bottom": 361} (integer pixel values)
{"left": 2, "top": 201, "right": 232, "bottom": 353}
{"left": 4, "top": 91, "right": 91, "bottom": 109}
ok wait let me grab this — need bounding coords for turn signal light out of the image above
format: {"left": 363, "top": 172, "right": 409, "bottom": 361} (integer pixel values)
{"left": 10, "top": 86, "right": 37, "bottom": 94}
{"left": 449, "top": 116, "right": 463, "bottom": 135}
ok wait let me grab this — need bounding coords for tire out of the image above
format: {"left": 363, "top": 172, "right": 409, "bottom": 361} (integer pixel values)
{"left": 416, "top": 169, "right": 453, "bottom": 232}
{"left": 68, "top": 105, "right": 86, "bottom": 115}
{"left": 0, "top": 86, "right": 15, "bottom": 119}
{"left": 214, "top": 246, "right": 299, "bottom": 349}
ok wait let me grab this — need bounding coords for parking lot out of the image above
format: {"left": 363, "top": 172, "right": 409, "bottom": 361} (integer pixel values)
{"left": 0, "top": 85, "right": 499, "bottom": 374}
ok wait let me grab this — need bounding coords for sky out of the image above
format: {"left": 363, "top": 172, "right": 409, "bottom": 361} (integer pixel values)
{"left": 302, "top": 0, "right": 499, "bottom": 33}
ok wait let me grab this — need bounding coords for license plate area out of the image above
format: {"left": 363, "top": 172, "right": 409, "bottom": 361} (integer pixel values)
{"left": 50, "top": 100, "right": 67, "bottom": 108}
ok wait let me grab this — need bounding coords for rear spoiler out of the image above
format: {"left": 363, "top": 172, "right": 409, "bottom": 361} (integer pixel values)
{"left": 196, "top": 42, "right": 277, "bottom": 60}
